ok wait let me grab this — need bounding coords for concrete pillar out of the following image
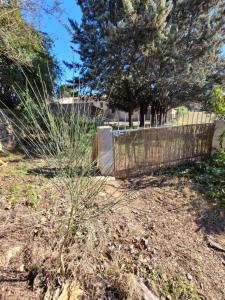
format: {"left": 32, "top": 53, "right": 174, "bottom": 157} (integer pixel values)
{"left": 212, "top": 120, "right": 225, "bottom": 152}
{"left": 97, "top": 126, "right": 114, "bottom": 176}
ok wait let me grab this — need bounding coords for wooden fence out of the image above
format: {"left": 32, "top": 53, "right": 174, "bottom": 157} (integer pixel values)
{"left": 92, "top": 132, "right": 98, "bottom": 163}
{"left": 114, "top": 123, "right": 215, "bottom": 178}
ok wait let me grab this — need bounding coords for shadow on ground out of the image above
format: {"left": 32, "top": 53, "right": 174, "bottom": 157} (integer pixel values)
{"left": 27, "top": 166, "right": 99, "bottom": 179}
{"left": 125, "top": 173, "right": 225, "bottom": 236}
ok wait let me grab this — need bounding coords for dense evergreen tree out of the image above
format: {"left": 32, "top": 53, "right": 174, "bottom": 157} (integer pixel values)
{"left": 57, "top": 83, "right": 79, "bottom": 98}
{"left": 68, "top": 0, "right": 225, "bottom": 126}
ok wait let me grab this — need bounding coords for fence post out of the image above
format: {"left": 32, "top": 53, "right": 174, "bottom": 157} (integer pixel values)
{"left": 97, "top": 126, "right": 114, "bottom": 176}
{"left": 212, "top": 120, "right": 225, "bottom": 152}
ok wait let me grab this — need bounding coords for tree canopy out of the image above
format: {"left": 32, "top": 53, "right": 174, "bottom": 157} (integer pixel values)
{"left": 68, "top": 0, "right": 225, "bottom": 126}
{"left": 57, "top": 83, "right": 79, "bottom": 98}
{"left": 211, "top": 85, "right": 225, "bottom": 119}
{"left": 0, "top": 1, "right": 60, "bottom": 109}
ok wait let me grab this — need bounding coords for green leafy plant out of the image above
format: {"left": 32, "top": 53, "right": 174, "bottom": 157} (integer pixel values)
{"left": 177, "top": 106, "right": 188, "bottom": 118}
{"left": 157, "top": 152, "right": 225, "bottom": 206}
{"left": 9, "top": 183, "right": 22, "bottom": 205}
{"left": 211, "top": 86, "right": 225, "bottom": 119}
{"left": 211, "top": 85, "right": 225, "bottom": 148}
{"left": 26, "top": 184, "right": 39, "bottom": 207}
{"left": 161, "top": 275, "right": 200, "bottom": 300}
{"left": 192, "top": 152, "right": 225, "bottom": 206}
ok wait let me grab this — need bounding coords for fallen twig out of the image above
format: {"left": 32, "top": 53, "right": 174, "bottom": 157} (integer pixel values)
{"left": 208, "top": 237, "right": 225, "bottom": 252}
{"left": 136, "top": 277, "right": 160, "bottom": 300}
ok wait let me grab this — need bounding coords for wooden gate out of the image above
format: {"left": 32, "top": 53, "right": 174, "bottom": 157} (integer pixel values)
{"left": 114, "top": 123, "right": 215, "bottom": 178}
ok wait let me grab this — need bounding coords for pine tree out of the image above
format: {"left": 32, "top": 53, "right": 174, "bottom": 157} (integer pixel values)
{"left": 68, "top": 0, "right": 225, "bottom": 126}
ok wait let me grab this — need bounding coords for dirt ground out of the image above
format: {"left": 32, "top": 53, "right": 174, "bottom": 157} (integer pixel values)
{"left": 0, "top": 156, "right": 225, "bottom": 299}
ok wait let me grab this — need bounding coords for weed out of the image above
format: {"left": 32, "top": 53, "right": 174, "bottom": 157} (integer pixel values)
{"left": 156, "top": 151, "right": 225, "bottom": 206}
{"left": 161, "top": 275, "right": 200, "bottom": 300}
{"left": 9, "top": 183, "right": 22, "bottom": 205}
{"left": 151, "top": 267, "right": 163, "bottom": 281}
{"left": 8, "top": 183, "right": 39, "bottom": 207}
{"left": 4, "top": 151, "right": 24, "bottom": 162}
{"left": 2, "top": 162, "right": 29, "bottom": 177}
{"left": 26, "top": 184, "right": 39, "bottom": 207}
{"left": 149, "top": 268, "right": 200, "bottom": 300}
{"left": 2, "top": 79, "right": 126, "bottom": 291}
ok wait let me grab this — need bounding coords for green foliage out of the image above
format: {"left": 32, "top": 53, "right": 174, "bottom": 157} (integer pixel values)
{"left": 211, "top": 85, "right": 225, "bottom": 148}
{"left": 8, "top": 182, "right": 39, "bottom": 207}
{"left": 0, "top": 3, "right": 43, "bottom": 65}
{"left": 211, "top": 86, "right": 225, "bottom": 119}
{"left": 158, "top": 152, "right": 225, "bottom": 206}
{"left": 192, "top": 152, "right": 225, "bottom": 206}
{"left": 161, "top": 275, "right": 200, "bottom": 300}
{"left": 9, "top": 183, "right": 22, "bottom": 205}
{"left": 150, "top": 268, "right": 200, "bottom": 299}
{"left": 26, "top": 184, "right": 39, "bottom": 207}
{"left": 219, "top": 131, "right": 225, "bottom": 149}
{"left": 177, "top": 106, "right": 188, "bottom": 118}
{"left": 0, "top": 4, "right": 60, "bottom": 109}
{"left": 57, "top": 84, "right": 78, "bottom": 98}
{"left": 68, "top": 0, "right": 225, "bottom": 125}
{"left": 10, "top": 81, "right": 120, "bottom": 277}
{"left": 0, "top": 162, "right": 29, "bottom": 177}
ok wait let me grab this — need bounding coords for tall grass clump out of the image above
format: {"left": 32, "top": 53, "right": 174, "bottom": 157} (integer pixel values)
{"left": 1, "top": 78, "right": 127, "bottom": 285}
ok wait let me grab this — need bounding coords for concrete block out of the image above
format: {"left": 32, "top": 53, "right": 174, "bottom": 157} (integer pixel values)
{"left": 212, "top": 120, "right": 225, "bottom": 152}
{"left": 97, "top": 126, "right": 114, "bottom": 176}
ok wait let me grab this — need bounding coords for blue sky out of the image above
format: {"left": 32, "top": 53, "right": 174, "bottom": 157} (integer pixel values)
{"left": 40, "top": 1, "right": 82, "bottom": 84}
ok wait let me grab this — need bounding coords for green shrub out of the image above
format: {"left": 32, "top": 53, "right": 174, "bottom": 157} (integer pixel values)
{"left": 26, "top": 184, "right": 39, "bottom": 207}
{"left": 192, "top": 152, "right": 225, "bottom": 206}
{"left": 211, "top": 85, "right": 225, "bottom": 119}
{"left": 157, "top": 151, "right": 225, "bottom": 206}
{"left": 177, "top": 106, "right": 188, "bottom": 117}
{"left": 9, "top": 183, "right": 22, "bottom": 205}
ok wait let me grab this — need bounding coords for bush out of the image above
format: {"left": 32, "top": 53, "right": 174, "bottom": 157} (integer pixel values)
{"left": 158, "top": 151, "right": 225, "bottom": 206}
{"left": 191, "top": 152, "right": 225, "bottom": 206}
{"left": 176, "top": 106, "right": 188, "bottom": 118}
{"left": 211, "top": 86, "right": 225, "bottom": 119}
{"left": 3, "top": 81, "right": 126, "bottom": 282}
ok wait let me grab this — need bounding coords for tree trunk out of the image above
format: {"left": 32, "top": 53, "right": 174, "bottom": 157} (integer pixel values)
{"left": 164, "top": 110, "right": 167, "bottom": 124}
{"left": 140, "top": 104, "right": 148, "bottom": 127}
{"left": 128, "top": 108, "right": 133, "bottom": 128}
{"left": 151, "top": 106, "right": 155, "bottom": 127}
{"left": 151, "top": 104, "right": 168, "bottom": 127}
{"left": 159, "top": 107, "right": 163, "bottom": 126}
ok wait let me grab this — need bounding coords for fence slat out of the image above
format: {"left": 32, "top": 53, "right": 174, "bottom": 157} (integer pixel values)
{"left": 114, "top": 123, "right": 215, "bottom": 178}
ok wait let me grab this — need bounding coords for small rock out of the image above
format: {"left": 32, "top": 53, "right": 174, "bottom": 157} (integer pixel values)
{"left": 141, "top": 238, "right": 149, "bottom": 248}
{"left": 130, "top": 244, "right": 138, "bottom": 254}
{"left": 52, "top": 287, "right": 61, "bottom": 300}
{"left": 33, "top": 229, "right": 39, "bottom": 236}
{"left": 41, "top": 217, "right": 47, "bottom": 223}
{"left": 6, "top": 246, "right": 22, "bottom": 266}
{"left": 186, "top": 273, "right": 193, "bottom": 281}
{"left": 19, "top": 264, "right": 25, "bottom": 272}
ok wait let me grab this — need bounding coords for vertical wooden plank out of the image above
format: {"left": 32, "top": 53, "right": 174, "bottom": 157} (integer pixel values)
{"left": 113, "top": 122, "right": 215, "bottom": 178}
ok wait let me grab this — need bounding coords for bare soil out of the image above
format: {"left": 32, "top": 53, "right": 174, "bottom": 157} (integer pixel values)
{"left": 0, "top": 156, "right": 225, "bottom": 299}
